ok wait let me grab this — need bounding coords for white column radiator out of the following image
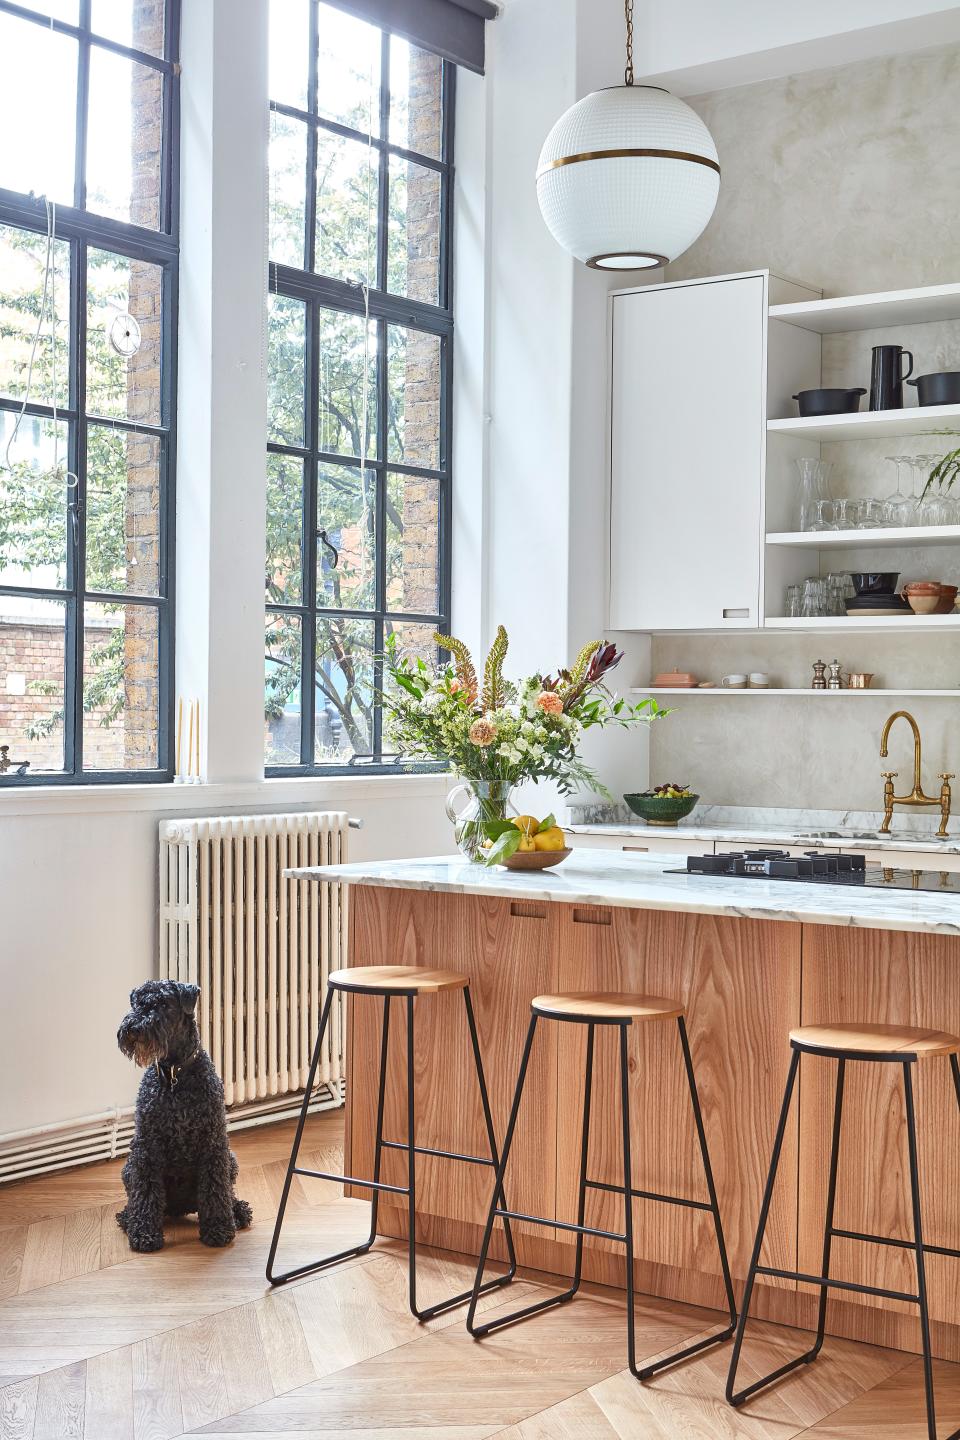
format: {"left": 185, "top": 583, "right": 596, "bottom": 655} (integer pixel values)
{"left": 158, "top": 812, "right": 350, "bottom": 1108}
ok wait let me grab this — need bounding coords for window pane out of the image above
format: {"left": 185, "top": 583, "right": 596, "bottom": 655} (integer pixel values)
{"left": 90, "top": 0, "right": 166, "bottom": 57}
{"left": 387, "top": 327, "right": 441, "bottom": 469}
{"left": 0, "top": 593, "right": 66, "bottom": 774}
{"left": 87, "top": 249, "right": 163, "bottom": 424}
{"left": 87, "top": 46, "right": 164, "bottom": 229}
{"left": 0, "top": 14, "right": 77, "bottom": 205}
{"left": 16, "top": 2, "right": 78, "bottom": 20}
{"left": 0, "top": 412, "right": 70, "bottom": 590}
{"left": 389, "top": 38, "right": 442, "bottom": 161}
{"left": 386, "top": 473, "right": 439, "bottom": 614}
{"left": 388, "top": 155, "right": 440, "bottom": 305}
{"left": 269, "top": 111, "right": 308, "bottom": 269}
{"left": 316, "top": 3, "right": 380, "bottom": 136}
{"left": 265, "top": 609, "right": 301, "bottom": 765}
{"left": 316, "top": 463, "right": 375, "bottom": 611}
{"left": 317, "top": 308, "right": 377, "bottom": 458}
{"left": 314, "top": 616, "right": 373, "bottom": 763}
{"left": 0, "top": 224, "right": 71, "bottom": 409}
{"left": 385, "top": 619, "right": 439, "bottom": 672}
{"left": 266, "top": 453, "right": 303, "bottom": 605}
{"left": 86, "top": 425, "right": 161, "bottom": 597}
{"left": 82, "top": 600, "right": 159, "bottom": 770}
{"left": 268, "top": 0, "right": 310, "bottom": 110}
{"left": 315, "top": 130, "right": 377, "bottom": 287}
{"left": 268, "top": 293, "right": 307, "bottom": 446}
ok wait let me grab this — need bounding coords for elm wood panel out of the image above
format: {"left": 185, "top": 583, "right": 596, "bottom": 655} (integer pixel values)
{"left": 345, "top": 887, "right": 560, "bottom": 1238}
{"left": 554, "top": 905, "right": 802, "bottom": 1288}
{"left": 799, "top": 924, "right": 960, "bottom": 1328}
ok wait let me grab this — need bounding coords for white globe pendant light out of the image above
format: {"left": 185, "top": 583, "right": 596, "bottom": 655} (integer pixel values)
{"left": 536, "top": 0, "right": 720, "bottom": 270}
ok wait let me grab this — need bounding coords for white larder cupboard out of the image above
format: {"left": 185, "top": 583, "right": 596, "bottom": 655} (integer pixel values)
{"left": 608, "top": 269, "right": 960, "bottom": 636}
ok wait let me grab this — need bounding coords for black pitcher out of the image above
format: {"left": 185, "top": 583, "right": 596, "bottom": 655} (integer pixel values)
{"left": 869, "top": 344, "right": 913, "bottom": 411}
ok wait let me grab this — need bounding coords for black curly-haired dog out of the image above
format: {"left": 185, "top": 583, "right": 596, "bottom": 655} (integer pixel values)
{"left": 116, "top": 980, "right": 252, "bottom": 1251}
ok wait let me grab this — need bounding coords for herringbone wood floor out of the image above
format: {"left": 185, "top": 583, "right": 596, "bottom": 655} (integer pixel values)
{"left": 0, "top": 1111, "right": 958, "bottom": 1439}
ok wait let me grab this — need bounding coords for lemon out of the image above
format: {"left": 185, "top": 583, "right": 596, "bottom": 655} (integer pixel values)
{"left": 512, "top": 814, "right": 539, "bottom": 837}
{"left": 517, "top": 835, "right": 537, "bottom": 853}
{"left": 533, "top": 826, "right": 566, "bottom": 852}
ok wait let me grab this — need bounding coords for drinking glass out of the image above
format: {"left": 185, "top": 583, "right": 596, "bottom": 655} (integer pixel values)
{"left": 796, "top": 457, "right": 833, "bottom": 531}
{"left": 784, "top": 583, "right": 803, "bottom": 618}
{"left": 826, "top": 573, "right": 850, "bottom": 615}
{"left": 882, "top": 457, "right": 913, "bottom": 527}
{"left": 801, "top": 578, "right": 826, "bottom": 617}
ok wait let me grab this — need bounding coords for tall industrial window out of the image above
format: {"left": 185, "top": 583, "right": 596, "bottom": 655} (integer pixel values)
{"left": 0, "top": 1, "right": 179, "bottom": 783}
{"left": 266, "top": 0, "right": 453, "bottom": 772}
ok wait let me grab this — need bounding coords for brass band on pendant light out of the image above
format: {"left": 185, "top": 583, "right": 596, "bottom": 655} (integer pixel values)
{"left": 535, "top": 0, "right": 721, "bottom": 270}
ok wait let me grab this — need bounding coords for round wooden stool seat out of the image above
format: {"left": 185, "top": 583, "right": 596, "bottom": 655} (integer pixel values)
{"left": 790, "top": 1021, "right": 960, "bottom": 1060}
{"left": 532, "top": 991, "right": 685, "bottom": 1023}
{"left": 329, "top": 965, "right": 468, "bottom": 994}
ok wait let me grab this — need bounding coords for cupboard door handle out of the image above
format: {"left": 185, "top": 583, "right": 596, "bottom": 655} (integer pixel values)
{"left": 573, "top": 907, "right": 612, "bottom": 926}
{"left": 510, "top": 900, "right": 546, "bottom": 920}
{"left": 722, "top": 607, "right": 750, "bottom": 620}
{"left": 622, "top": 845, "right": 649, "bottom": 853}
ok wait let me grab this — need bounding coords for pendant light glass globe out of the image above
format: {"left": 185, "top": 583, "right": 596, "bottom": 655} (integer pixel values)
{"left": 536, "top": 85, "right": 720, "bottom": 270}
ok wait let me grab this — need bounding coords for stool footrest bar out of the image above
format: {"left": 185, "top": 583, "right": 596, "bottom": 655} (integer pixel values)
{"left": 755, "top": 1264, "right": 919, "bottom": 1304}
{"left": 831, "top": 1226, "right": 960, "bottom": 1260}
{"left": 292, "top": 1167, "right": 409, "bottom": 1197}
{"left": 493, "top": 1207, "right": 626, "bottom": 1242}
{"left": 586, "top": 1177, "right": 713, "bottom": 1212}
{"left": 381, "top": 1139, "right": 493, "bottom": 1167}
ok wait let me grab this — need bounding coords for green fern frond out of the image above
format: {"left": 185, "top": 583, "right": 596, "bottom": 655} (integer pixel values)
{"left": 482, "top": 625, "right": 509, "bottom": 711}
{"left": 434, "top": 631, "right": 478, "bottom": 700}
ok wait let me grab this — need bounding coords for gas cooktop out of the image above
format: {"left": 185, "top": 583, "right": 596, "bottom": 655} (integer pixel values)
{"left": 668, "top": 849, "right": 960, "bottom": 894}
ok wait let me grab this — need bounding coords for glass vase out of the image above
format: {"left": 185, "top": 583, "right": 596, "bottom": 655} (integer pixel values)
{"left": 445, "top": 779, "right": 514, "bottom": 863}
{"left": 796, "top": 457, "right": 833, "bottom": 531}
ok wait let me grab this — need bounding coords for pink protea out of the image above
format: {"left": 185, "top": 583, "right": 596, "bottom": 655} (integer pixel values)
{"left": 469, "top": 717, "right": 497, "bottom": 747}
{"left": 536, "top": 691, "right": 563, "bottom": 715}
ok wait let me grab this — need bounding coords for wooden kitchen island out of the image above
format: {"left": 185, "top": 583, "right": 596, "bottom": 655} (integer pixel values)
{"left": 292, "top": 850, "right": 960, "bottom": 1361}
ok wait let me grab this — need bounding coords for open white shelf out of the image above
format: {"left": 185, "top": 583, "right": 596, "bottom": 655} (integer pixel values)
{"left": 634, "top": 687, "right": 960, "bottom": 698}
{"left": 767, "top": 403, "right": 960, "bottom": 442}
{"left": 766, "top": 525, "right": 960, "bottom": 549}
{"left": 769, "top": 282, "right": 960, "bottom": 334}
{"left": 765, "top": 614, "right": 960, "bottom": 632}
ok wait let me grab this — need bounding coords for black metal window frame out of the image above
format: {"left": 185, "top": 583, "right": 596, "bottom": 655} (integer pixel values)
{"left": 0, "top": 0, "right": 180, "bottom": 786}
{"left": 267, "top": 5, "right": 455, "bottom": 776}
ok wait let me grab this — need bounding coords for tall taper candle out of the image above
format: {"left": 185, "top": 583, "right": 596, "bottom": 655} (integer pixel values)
{"left": 176, "top": 696, "right": 183, "bottom": 776}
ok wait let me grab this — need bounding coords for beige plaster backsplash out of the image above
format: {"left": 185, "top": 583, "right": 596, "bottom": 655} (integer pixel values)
{"left": 668, "top": 44, "right": 960, "bottom": 297}
{"left": 646, "top": 635, "right": 960, "bottom": 812}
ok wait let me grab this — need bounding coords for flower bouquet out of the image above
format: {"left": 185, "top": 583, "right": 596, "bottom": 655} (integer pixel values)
{"left": 381, "top": 626, "right": 670, "bottom": 862}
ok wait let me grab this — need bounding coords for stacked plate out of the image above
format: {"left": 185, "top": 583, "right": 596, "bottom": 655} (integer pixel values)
{"left": 846, "top": 571, "right": 909, "bottom": 617}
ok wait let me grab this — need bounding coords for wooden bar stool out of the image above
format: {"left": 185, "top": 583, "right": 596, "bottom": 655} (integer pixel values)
{"left": 266, "top": 965, "right": 516, "bottom": 1322}
{"left": 466, "top": 991, "right": 737, "bottom": 1380}
{"left": 727, "top": 1022, "right": 960, "bottom": 1440}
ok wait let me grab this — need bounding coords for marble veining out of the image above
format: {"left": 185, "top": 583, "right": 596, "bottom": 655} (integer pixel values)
{"left": 288, "top": 850, "right": 960, "bottom": 938}
{"left": 565, "top": 803, "right": 960, "bottom": 855}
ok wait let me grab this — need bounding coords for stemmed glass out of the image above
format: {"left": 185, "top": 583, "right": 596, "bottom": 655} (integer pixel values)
{"left": 882, "top": 456, "right": 913, "bottom": 527}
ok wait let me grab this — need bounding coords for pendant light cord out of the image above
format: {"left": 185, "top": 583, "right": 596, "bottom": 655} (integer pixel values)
{"left": 623, "top": 0, "right": 634, "bottom": 86}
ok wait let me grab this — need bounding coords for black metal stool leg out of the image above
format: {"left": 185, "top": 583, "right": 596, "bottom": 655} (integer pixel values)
{"left": 619, "top": 1022, "right": 639, "bottom": 1377}
{"left": 726, "top": 1048, "right": 802, "bottom": 1405}
{"left": 811, "top": 1056, "right": 846, "bottom": 1361}
{"left": 405, "top": 994, "right": 421, "bottom": 1319}
{"left": 413, "top": 988, "right": 519, "bottom": 1322}
{"left": 903, "top": 1061, "right": 938, "bottom": 1440}
{"left": 569, "top": 1022, "right": 596, "bottom": 1301}
{"left": 365, "top": 995, "right": 392, "bottom": 1252}
{"left": 634, "top": 1016, "right": 739, "bottom": 1380}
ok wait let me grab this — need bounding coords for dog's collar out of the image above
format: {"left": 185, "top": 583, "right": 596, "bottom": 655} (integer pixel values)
{"left": 155, "top": 1047, "right": 199, "bottom": 1090}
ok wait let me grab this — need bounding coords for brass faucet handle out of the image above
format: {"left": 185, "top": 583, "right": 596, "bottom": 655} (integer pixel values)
{"left": 881, "top": 770, "right": 898, "bottom": 779}
{"left": 939, "top": 773, "right": 955, "bottom": 781}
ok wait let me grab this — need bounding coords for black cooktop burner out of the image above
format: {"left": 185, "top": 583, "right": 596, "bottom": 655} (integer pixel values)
{"left": 667, "top": 849, "right": 960, "bottom": 894}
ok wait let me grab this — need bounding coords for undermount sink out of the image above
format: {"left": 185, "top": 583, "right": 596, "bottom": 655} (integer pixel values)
{"left": 794, "top": 829, "right": 935, "bottom": 844}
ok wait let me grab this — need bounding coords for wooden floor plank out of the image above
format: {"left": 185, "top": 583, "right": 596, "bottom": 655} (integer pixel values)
{"left": 214, "top": 1305, "right": 274, "bottom": 1415}
{"left": 0, "top": 1376, "right": 38, "bottom": 1440}
{"left": 803, "top": 1355, "right": 960, "bottom": 1437}
{"left": 253, "top": 1291, "right": 316, "bottom": 1399}
{"left": 132, "top": 1332, "right": 184, "bottom": 1440}
{"left": 84, "top": 1346, "right": 133, "bottom": 1439}
{"left": 0, "top": 1230, "right": 25, "bottom": 1303}
{"left": 175, "top": 1317, "right": 229, "bottom": 1435}
{"left": 33, "top": 1360, "right": 85, "bottom": 1440}
{"left": 60, "top": 1209, "right": 101, "bottom": 1283}
{"left": 18, "top": 1218, "right": 65, "bottom": 1294}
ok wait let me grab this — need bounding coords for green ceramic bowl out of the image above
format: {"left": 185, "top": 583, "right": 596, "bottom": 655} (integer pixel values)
{"left": 623, "top": 792, "right": 699, "bottom": 827}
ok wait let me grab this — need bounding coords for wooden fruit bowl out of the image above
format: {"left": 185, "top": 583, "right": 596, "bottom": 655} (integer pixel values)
{"left": 501, "top": 847, "right": 572, "bottom": 871}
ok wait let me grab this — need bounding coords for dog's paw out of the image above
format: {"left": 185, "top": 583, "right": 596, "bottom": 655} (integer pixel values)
{"left": 233, "top": 1198, "right": 253, "bottom": 1229}
{"left": 115, "top": 1207, "right": 128, "bottom": 1232}
{"left": 127, "top": 1230, "right": 164, "bottom": 1253}
{"left": 199, "top": 1224, "right": 236, "bottom": 1248}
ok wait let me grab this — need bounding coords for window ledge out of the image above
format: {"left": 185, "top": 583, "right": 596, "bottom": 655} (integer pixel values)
{"left": 0, "top": 771, "right": 451, "bottom": 818}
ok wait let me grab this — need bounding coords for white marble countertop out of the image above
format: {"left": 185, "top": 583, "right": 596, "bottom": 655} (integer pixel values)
{"left": 288, "top": 850, "right": 960, "bottom": 937}
{"left": 567, "top": 820, "right": 960, "bottom": 855}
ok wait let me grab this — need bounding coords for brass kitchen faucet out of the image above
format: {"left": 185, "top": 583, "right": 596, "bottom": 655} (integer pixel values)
{"left": 0, "top": 745, "right": 30, "bottom": 777}
{"left": 878, "top": 710, "right": 952, "bottom": 837}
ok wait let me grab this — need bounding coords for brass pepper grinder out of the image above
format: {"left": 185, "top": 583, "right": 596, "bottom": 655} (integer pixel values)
{"left": 811, "top": 659, "right": 827, "bottom": 690}
{"left": 827, "top": 659, "right": 844, "bottom": 690}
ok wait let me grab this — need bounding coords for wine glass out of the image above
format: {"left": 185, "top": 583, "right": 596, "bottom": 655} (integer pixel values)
{"left": 882, "top": 456, "right": 913, "bottom": 527}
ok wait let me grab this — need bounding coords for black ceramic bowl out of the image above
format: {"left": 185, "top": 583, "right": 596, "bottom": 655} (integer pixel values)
{"left": 792, "top": 387, "right": 866, "bottom": 417}
{"left": 850, "top": 571, "right": 899, "bottom": 595}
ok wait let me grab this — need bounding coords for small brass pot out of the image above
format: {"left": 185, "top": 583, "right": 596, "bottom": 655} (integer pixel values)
{"left": 847, "top": 672, "right": 875, "bottom": 689}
